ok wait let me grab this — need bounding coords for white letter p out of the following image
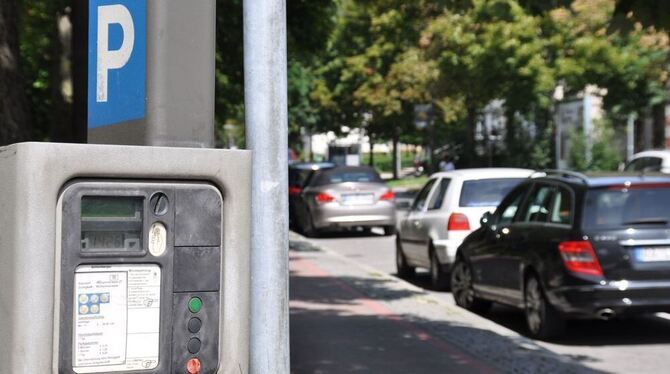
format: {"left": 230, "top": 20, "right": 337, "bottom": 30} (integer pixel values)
{"left": 97, "top": 4, "right": 135, "bottom": 103}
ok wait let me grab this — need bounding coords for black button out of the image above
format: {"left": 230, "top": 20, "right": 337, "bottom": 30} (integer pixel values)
{"left": 188, "top": 317, "right": 202, "bottom": 333}
{"left": 188, "top": 337, "right": 202, "bottom": 354}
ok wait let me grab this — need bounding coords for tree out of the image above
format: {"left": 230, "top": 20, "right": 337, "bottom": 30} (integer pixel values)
{"left": 550, "top": 0, "right": 668, "bottom": 134}
{"left": 422, "top": 0, "right": 553, "bottom": 166}
{"left": 313, "top": 0, "right": 445, "bottom": 172}
{"left": 1, "top": 0, "right": 31, "bottom": 145}
{"left": 19, "top": 0, "right": 72, "bottom": 142}
{"left": 215, "top": 0, "right": 336, "bottom": 148}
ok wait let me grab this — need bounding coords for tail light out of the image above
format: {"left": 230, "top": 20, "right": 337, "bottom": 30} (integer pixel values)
{"left": 315, "top": 192, "right": 336, "bottom": 204}
{"left": 558, "top": 241, "right": 603, "bottom": 277}
{"left": 447, "top": 213, "right": 471, "bottom": 231}
{"left": 288, "top": 186, "right": 302, "bottom": 196}
{"left": 380, "top": 190, "right": 394, "bottom": 201}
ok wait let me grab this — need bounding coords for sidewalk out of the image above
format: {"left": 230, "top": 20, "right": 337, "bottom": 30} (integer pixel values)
{"left": 288, "top": 233, "right": 604, "bottom": 374}
{"left": 289, "top": 246, "right": 491, "bottom": 374}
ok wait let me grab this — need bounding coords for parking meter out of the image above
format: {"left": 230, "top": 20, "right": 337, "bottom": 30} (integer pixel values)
{"left": 0, "top": 143, "right": 251, "bottom": 374}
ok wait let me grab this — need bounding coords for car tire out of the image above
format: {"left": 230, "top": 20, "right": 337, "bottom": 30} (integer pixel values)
{"left": 430, "top": 247, "right": 450, "bottom": 291}
{"left": 524, "top": 274, "right": 565, "bottom": 340}
{"left": 302, "top": 212, "right": 319, "bottom": 238}
{"left": 451, "top": 257, "right": 491, "bottom": 313}
{"left": 396, "top": 236, "right": 415, "bottom": 278}
{"left": 383, "top": 225, "right": 396, "bottom": 236}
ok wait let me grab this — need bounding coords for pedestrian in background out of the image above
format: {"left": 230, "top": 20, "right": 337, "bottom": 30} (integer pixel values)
{"left": 439, "top": 154, "right": 455, "bottom": 171}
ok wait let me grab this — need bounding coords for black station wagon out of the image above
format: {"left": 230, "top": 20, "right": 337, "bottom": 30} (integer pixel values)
{"left": 451, "top": 171, "right": 670, "bottom": 339}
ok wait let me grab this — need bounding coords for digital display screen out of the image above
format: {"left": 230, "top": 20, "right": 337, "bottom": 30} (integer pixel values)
{"left": 81, "top": 196, "right": 143, "bottom": 252}
{"left": 81, "top": 196, "right": 142, "bottom": 218}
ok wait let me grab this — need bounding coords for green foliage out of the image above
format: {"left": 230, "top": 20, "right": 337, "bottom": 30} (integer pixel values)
{"left": 590, "top": 121, "right": 623, "bottom": 171}
{"left": 567, "top": 130, "right": 589, "bottom": 171}
{"left": 19, "top": 0, "right": 70, "bottom": 141}
{"left": 568, "top": 120, "right": 622, "bottom": 172}
{"left": 214, "top": 0, "right": 337, "bottom": 147}
{"left": 361, "top": 151, "right": 415, "bottom": 172}
{"left": 528, "top": 126, "right": 554, "bottom": 169}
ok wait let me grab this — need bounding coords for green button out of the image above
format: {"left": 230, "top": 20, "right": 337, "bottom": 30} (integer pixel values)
{"left": 188, "top": 297, "right": 202, "bottom": 313}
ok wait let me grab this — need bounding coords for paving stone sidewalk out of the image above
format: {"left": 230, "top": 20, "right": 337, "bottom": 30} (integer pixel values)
{"left": 289, "top": 233, "right": 604, "bottom": 374}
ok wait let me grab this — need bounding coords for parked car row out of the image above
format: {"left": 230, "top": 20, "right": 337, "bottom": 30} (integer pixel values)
{"left": 398, "top": 168, "right": 670, "bottom": 339}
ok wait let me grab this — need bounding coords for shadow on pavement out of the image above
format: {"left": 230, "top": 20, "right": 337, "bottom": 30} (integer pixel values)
{"left": 290, "top": 269, "right": 608, "bottom": 374}
{"left": 395, "top": 272, "right": 670, "bottom": 347}
{"left": 454, "top": 301, "right": 670, "bottom": 348}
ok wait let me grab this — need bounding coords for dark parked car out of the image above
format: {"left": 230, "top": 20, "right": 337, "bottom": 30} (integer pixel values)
{"left": 292, "top": 166, "right": 396, "bottom": 236}
{"left": 451, "top": 171, "right": 670, "bottom": 339}
{"left": 289, "top": 162, "right": 335, "bottom": 229}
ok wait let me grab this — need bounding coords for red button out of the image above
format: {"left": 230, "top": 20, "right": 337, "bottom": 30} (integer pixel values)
{"left": 187, "top": 358, "right": 201, "bottom": 374}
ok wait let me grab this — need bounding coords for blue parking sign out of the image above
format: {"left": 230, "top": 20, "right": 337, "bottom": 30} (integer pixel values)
{"left": 88, "top": 0, "right": 146, "bottom": 128}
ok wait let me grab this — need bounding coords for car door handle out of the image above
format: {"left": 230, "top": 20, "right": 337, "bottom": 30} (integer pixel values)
{"left": 413, "top": 221, "right": 421, "bottom": 228}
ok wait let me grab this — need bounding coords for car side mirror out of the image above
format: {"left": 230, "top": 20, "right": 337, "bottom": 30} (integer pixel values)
{"left": 480, "top": 212, "right": 493, "bottom": 228}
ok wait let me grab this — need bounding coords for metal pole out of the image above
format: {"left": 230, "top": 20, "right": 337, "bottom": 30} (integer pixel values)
{"left": 244, "top": 0, "right": 289, "bottom": 373}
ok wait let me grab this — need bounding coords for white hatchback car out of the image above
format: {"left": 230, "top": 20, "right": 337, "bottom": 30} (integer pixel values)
{"left": 623, "top": 150, "right": 670, "bottom": 173}
{"left": 396, "top": 168, "right": 534, "bottom": 289}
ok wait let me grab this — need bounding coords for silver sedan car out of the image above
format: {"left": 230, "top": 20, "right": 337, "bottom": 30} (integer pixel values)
{"left": 293, "top": 166, "right": 396, "bottom": 236}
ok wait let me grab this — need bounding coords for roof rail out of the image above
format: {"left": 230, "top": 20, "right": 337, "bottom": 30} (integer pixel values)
{"left": 530, "top": 169, "right": 589, "bottom": 184}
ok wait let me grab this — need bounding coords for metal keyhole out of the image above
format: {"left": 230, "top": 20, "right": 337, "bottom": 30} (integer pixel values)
{"left": 150, "top": 192, "right": 169, "bottom": 216}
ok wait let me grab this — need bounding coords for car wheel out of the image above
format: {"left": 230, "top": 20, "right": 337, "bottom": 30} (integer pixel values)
{"left": 395, "top": 236, "right": 415, "bottom": 278}
{"left": 383, "top": 225, "right": 396, "bottom": 236}
{"left": 430, "top": 247, "right": 450, "bottom": 291}
{"left": 302, "top": 212, "right": 319, "bottom": 238}
{"left": 524, "top": 274, "right": 565, "bottom": 340}
{"left": 451, "top": 257, "right": 491, "bottom": 313}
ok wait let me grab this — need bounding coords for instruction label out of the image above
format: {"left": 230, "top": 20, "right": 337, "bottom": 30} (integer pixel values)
{"left": 73, "top": 264, "right": 161, "bottom": 373}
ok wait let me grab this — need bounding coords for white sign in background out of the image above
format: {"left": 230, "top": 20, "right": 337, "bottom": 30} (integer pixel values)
{"left": 73, "top": 264, "right": 161, "bottom": 373}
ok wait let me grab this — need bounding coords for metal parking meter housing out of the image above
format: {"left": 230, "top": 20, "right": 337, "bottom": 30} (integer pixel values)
{"left": 0, "top": 142, "right": 251, "bottom": 374}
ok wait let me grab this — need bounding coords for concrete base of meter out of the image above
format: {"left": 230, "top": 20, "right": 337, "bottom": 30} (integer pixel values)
{"left": 0, "top": 142, "right": 251, "bottom": 374}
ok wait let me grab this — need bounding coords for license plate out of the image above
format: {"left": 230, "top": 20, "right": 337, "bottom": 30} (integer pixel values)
{"left": 342, "top": 193, "right": 374, "bottom": 205}
{"left": 633, "top": 247, "right": 670, "bottom": 262}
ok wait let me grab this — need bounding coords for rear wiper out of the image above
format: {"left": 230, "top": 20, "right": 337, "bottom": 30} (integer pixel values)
{"left": 623, "top": 217, "right": 669, "bottom": 225}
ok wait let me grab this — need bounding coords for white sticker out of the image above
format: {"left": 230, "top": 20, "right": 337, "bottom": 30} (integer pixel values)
{"left": 73, "top": 264, "right": 161, "bottom": 373}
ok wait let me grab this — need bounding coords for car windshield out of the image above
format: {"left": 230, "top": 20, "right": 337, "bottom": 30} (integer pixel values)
{"left": 289, "top": 168, "right": 315, "bottom": 187}
{"left": 583, "top": 184, "right": 670, "bottom": 229}
{"left": 459, "top": 178, "right": 524, "bottom": 207}
{"left": 312, "top": 168, "right": 383, "bottom": 186}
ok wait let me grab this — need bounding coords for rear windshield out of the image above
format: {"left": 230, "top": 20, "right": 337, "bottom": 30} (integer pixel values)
{"left": 459, "top": 178, "right": 525, "bottom": 207}
{"left": 312, "top": 168, "right": 383, "bottom": 186}
{"left": 583, "top": 185, "right": 670, "bottom": 229}
{"left": 289, "top": 169, "right": 313, "bottom": 187}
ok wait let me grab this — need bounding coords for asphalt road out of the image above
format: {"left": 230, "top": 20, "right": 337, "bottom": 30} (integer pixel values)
{"left": 306, "top": 230, "right": 670, "bottom": 374}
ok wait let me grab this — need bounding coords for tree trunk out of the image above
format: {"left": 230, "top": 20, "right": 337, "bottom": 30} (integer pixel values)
{"left": 652, "top": 102, "right": 666, "bottom": 149}
{"left": 0, "top": 0, "right": 31, "bottom": 145}
{"left": 464, "top": 106, "right": 477, "bottom": 167}
{"left": 392, "top": 128, "right": 399, "bottom": 179}
{"left": 505, "top": 108, "right": 517, "bottom": 164}
{"left": 51, "top": 11, "right": 78, "bottom": 142}
{"left": 368, "top": 134, "right": 375, "bottom": 167}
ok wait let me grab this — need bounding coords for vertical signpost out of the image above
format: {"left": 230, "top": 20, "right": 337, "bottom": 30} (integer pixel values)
{"left": 244, "top": 0, "right": 290, "bottom": 373}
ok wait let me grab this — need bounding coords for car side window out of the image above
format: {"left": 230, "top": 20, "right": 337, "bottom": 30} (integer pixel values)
{"left": 428, "top": 178, "right": 451, "bottom": 210}
{"left": 521, "top": 185, "right": 554, "bottom": 223}
{"left": 625, "top": 158, "right": 646, "bottom": 172}
{"left": 645, "top": 157, "right": 662, "bottom": 172}
{"left": 549, "top": 187, "right": 573, "bottom": 225}
{"left": 496, "top": 186, "right": 527, "bottom": 226}
{"left": 412, "top": 179, "right": 437, "bottom": 211}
